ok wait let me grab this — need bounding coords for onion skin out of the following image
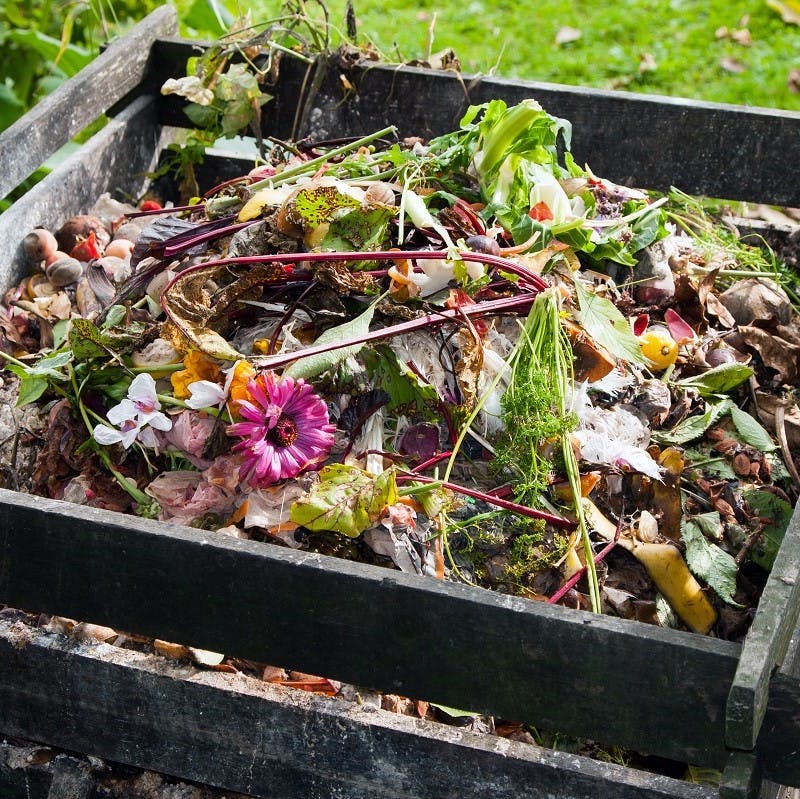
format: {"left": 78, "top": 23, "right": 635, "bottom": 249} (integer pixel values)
{"left": 23, "top": 228, "right": 58, "bottom": 264}
{"left": 104, "top": 239, "right": 135, "bottom": 260}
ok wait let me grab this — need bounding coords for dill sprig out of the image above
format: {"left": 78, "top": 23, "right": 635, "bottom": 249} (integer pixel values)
{"left": 495, "top": 289, "right": 602, "bottom": 613}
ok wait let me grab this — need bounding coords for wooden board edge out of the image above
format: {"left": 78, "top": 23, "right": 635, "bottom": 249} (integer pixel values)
{"left": 0, "top": 620, "right": 717, "bottom": 799}
{"left": 726, "top": 505, "right": 800, "bottom": 750}
{"left": 0, "top": 487, "right": 740, "bottom": 767}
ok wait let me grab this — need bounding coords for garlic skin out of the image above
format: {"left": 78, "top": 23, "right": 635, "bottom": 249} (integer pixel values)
{"left": 131, "top": 339, "right": 182, "bottom": 371}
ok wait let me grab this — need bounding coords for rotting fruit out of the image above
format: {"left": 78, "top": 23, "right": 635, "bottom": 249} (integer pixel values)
{"left": 638, "top": 326, "right": 678, "bottom": 370}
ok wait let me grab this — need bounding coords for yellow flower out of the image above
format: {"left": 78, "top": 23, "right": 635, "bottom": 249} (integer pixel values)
{"left": 229, "top": 360, "right": 257, "bottom": 407}
{"left": 171, "top": 350, "right": 222, "bottom": 399}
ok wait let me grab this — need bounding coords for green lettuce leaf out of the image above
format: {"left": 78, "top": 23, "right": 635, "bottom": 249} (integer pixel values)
{"left": 572, "top": 279, "right": 646, "bottom": 364}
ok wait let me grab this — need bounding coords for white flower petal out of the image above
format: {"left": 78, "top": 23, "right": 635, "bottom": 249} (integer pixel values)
{"left": 136, "top": 426, "right": 159, "bottom": 449}
{"left": 186, "top": 380, "right": 227, "bottom": 409}
{"left": 146, "top": 411, "right": 173, "bottom": 432}
{"left": 107, "top": 398, "right": 137, "bottom": 425}
{"left": 92, "top": 424, "right": 124, "bottom": 445}
{"left": 120, "top": 426, "right": 141, "bottom": 449}
{"left": 128, "top": 373, "right": 160, "bottom": 411}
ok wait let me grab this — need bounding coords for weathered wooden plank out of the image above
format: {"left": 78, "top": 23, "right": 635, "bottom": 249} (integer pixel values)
{"left": 150, "top": 42, "right": 800, "bottom": 206}
{"left": 0, "top": 620, "right": 717, "bottom": 799}
{"left": 0, "top": 6, "right": 177, "bottom": 199}
{"left": 720, "top": 751, "right": 762, "bottom": 799}
{"left": 726, "top": 509, "right": 800, "bottom": 750}
{"left": 0, "top": 94, "right": 161, "bottom": 287}
{"left": 0, "top": 488, "right": 740, "bottom": 768}
{"left": 759, "top": 672, "right": 800, "bottom": 788}
{"left": 758, "top": 626, "right": 800, "bottom": 789}
{"left": 0, "top": 742, "right": 54, "bottom": 799}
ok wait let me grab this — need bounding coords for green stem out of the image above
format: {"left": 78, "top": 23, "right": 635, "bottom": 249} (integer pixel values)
{"left": 158, "top": 393, "right": 222, "bottom": 419}
{"left": 129, "top": 363, "right": 184, "bottom": 374}
{"left": 248, "top": 126, "right": 397, "bottom": 191}
{"left": 398, "top": 480, "right": 444, "bottom": 497}
{"left": 0, "top": 350, "right": 32, "bottom": 370}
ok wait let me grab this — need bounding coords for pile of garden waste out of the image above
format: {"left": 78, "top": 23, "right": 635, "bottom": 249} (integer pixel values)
{"left": 3, "top": 98, "right": 799, "bottom": 640}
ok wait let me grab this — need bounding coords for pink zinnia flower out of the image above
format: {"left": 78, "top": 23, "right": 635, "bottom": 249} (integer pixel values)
{"left": 227, "top": 371, "right": 335, "bottom": 488}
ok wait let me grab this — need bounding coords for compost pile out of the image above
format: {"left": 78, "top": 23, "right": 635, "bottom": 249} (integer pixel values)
{"left": 3, "top": 98, "right": 799, "bottom": 641}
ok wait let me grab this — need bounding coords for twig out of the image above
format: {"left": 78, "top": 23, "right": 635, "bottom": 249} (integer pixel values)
{"left": 774, "top": 401, "right": 800, "bottom": 491}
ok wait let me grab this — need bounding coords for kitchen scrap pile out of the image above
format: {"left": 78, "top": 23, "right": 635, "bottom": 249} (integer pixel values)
{"left": 4, "top": 98, "right": 800, "bottom": 640}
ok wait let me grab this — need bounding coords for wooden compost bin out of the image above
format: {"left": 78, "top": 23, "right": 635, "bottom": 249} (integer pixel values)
{"left": 2, "top": 8, "right": 800, "bottom": 798}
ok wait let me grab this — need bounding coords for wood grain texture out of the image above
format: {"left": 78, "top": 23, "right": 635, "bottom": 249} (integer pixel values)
{"left": 0, "top": 6, "right": 177, "bottom": 200}
{"left": 0, "top": 488, "right": 740, "bottom": 768}
{"left": 759, "top": 627, "right": 800, "bottom": 789}
{"left": 150, "top": 43, "right": 800, "bottom": 206}
{"left": 721, "top": 751, "right": 762, "bottom": 799}
{"left": 0, "top": 95, "right": 161, "bottom": 287}
{"left": 0, "top": 620, "right": 717, "bottom": 799}
{"left": 726, "top": 511, "right": 800, "bottom": 750}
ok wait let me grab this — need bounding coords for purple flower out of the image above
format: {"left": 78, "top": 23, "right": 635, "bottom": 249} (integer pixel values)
{"left": 227, "top": 371, "right": 335, "bottom": 488}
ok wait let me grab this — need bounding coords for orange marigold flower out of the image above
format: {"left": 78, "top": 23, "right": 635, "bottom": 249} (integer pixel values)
{"left": 229, "top": 360, "right": 257, "bottom": 407}
{"left": 171, "top": 350, "right": 222, "bottom": 399}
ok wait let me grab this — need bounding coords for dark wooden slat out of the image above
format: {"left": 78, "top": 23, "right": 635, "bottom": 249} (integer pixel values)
{"left": 0, "top": 489, "right": 740, "bottom": 768}
{"left": 0, "top": 6, "right": 177, "bottom": 200}
{"left": 720, "top": 751, "right": 761, "bottom": 799}
{"left": 0, "top": 621, "right": 717, "bottom": 799}
{"left": 0, "top": 94, "right": 160, "bottom": 287}
{"left": 758, "top": 623, "right": 800, "bottom": 788}
{"left": 726, "top": 510, "right": 800, "bottom": 750}
{"left": 150, "top": 42, "right": 800, "bottom": 207}
{"left": 759, "top": 672, "right": 800, "bottom": 788}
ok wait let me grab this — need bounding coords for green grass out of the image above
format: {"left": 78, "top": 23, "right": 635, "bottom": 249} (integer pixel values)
{"left": 243, "top": 0, "right": 800, "bottom": 110}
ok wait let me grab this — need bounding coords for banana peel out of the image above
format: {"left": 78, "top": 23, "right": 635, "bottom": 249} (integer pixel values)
{"left": 581, "top": 498, "right": 718, "bottom": 634}
{"left": 624, "top": 539, "right": 717, "bottom": 634}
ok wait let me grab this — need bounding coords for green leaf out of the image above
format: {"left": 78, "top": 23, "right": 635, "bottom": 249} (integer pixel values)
{"left": 183, "top": 0, "right": 234, "bottom": 36}
{"left": 0, "top": 81, "right": 24, "bottom": 129}
{"left": 627, "top": 209, "right": 667, "bottom": 254}
{"left": 322, "top": 206, "right": 395, "bottom": 251}
{"left": 430, "top": 703, "right": 479, "bottom": 718}
{"left": 653, "top": 399, "right": 733, "bottom": 446}
{"left": 69, "top": 317, "right": 156, "bottom": 359}
{"left": 729, "top": 406, "right": 777, "bottom": 451}
{"left": 572, "top": 279, "right": 646, "bottom": 364}
{"left": 6, "top": 29, "right": 92, "bottom": 77}
{"left": 742, "top": 489, "right": 793, "bottom": 571}
{"left": 290, "top": 464, "right": 398, "bottom": 538}
{"left": 52, "top": 318, "right": 70, "bottom": 350}
{"left": 676, "top": 362, "right": 753, "bottom": 398}
{"left": 15, "top": 376, "right": 47, "bottom": 406}
{"left": 25, "top": 349, "right": 72, "bottom": 379}
{"left": 693, "top": 511, "right": 724, "bottom": 540}
{"left": 285, "top": 300, "right": 377, "bottom": 381}
{"left": 362, "top": 345, "right": 439, "bottom": 416}
{"left": 682, "top": 519, "right": 741, "bottom": 606}
{"left": 184, "top": 102, "right": 219, "bottom": 130}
